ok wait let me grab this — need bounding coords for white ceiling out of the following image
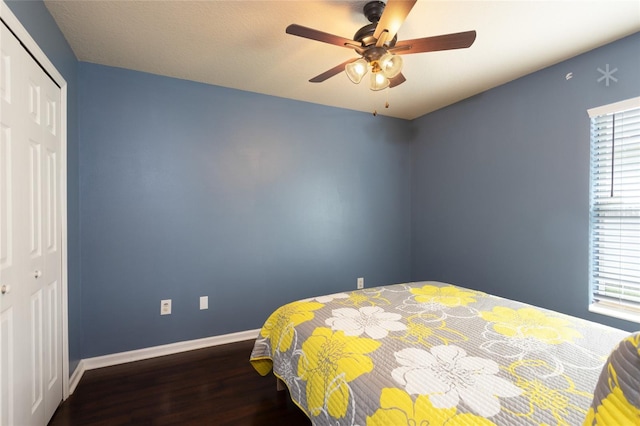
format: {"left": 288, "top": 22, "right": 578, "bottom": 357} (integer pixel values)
{"left": 44, "top": 0, "right": 640, "bottom": 120}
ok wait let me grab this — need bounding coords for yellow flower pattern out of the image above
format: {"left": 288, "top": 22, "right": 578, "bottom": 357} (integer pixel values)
{"left": 584, "top": 334, "right": 640, "bottom": 425}
{"left": 410, "top": 284, "right": 480, "bottom": 307}
{"left": 334, "top": 290, "right": 391, "bottom": 307}
{"left": 367, "top": 388, "right": 496, "bottom": 426}
{"left": 298, "top": 327, "right": 380, "bottom": 418}
{"left": 260, "top": 300, "right": 323, "bottom": 354}
{"left": 480, "top": 306, "right": 582, "bottom": 344}
{"left": 249, "top": 282, "right": 630, "bottom": 426}
{"left": 505, "top": 359, "right": 594, "bottom": 425}
{"left": 584, "top": 384, "right": 640, "bottom": 425}
{"left": 396, "top": 315, "right": 467, "bottom": 348}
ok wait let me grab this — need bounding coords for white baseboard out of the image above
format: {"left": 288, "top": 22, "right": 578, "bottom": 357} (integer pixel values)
{"left": 69, "top": 359, "right": 86, "bottom": 395}
{"left": 68, "top": 329, "right": 260, "bottom": 395}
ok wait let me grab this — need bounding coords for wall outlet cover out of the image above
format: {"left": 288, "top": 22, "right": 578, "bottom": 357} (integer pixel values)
{"left": 161, "top": 299, "right": 172, "bottom": 315}
{"left": 200, "top": 296, "right": 208, "bottom": 310}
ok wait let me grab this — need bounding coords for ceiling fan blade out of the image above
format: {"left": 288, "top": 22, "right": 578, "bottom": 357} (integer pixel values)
{"left": 389, "top": 73, "right": 406, "bottom": 88}
{"left": 373, "top": 0, "right": 417, "bottom": 42}
{"left": 309, "top": 58, "right": 359, "bottom": 83}
{"left": 390, "top": 30, "right": 477, "bottom": 54}
{"left": 286, "top": 24, "right": 359, "bottom": 49}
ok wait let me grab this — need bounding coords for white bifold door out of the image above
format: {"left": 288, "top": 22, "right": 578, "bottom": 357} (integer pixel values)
{"left": 0, "top": 21, "right": 63, "bottom": 426}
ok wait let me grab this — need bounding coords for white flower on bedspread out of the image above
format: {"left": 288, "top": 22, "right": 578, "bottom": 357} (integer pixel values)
{"left": 361, "top": 284, "right": 413, "bottom": 295}
{"left": 301, "top": 293, "right": 349, "bottom": 304}
{"left": 325, "top": 307, "right": 407, "bottom": 339}
{"left": 391, "top": 345, "right": 522, "bottom": 417}
{"left": 303, "top": 292, "right": 350, "bottom": 304}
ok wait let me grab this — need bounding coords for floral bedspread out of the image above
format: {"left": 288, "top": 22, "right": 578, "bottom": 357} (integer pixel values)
{"left": 249, "top": 281, "right": 629, "bottom": 425}
{"left": 586, "top": 332, "right": 640, "bottom": 424}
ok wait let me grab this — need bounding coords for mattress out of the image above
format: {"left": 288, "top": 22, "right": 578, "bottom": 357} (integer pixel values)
{"left": 250, "top": 281, "right": 632, "bottom": 425}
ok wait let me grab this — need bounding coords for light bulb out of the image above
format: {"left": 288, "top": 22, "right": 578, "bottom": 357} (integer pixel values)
{"left": 379, "top": 53, "right": 403, "bottom": 78}
{"left": 345, "top": 58, "right": 368, "bottom": 84}
{"left": 370, "top": 71, "right": 389, "bottom": 91}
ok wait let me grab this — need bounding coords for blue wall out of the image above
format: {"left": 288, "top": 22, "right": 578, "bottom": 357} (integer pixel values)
{"left": 77, "top": 63, "right": 412, "bottom": 357}
{"left": 411, "top": 32, "right": 640, "bottom": 332}
{"left": 6, "top": 0, "right": 638, "bottom": 369}
{"left": 4, "top": 0, "right": 82, "bottom": 372}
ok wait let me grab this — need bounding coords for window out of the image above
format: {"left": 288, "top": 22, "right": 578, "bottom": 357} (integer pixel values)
{"left": 588, "top": 97, "right": 640, "bottom": 324}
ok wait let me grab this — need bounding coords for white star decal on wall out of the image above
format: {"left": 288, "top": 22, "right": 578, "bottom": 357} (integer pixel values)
{"left": 597, "top": 64, "right": 618, "bottom": 86}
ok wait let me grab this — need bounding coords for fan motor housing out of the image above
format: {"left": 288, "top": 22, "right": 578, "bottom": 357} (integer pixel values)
{"left": 363, "top": 46, "right": 388, "bottom": 63}
{"left": 354, "top": 1, "right": 398, "bottom": 51}
{"left": 353, "top": 24, "right": 397, "bottom": 48}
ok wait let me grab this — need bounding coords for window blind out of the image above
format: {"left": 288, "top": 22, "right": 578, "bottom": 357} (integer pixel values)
{"left": 589, "top": 100, "right": 640, "bottom": 321}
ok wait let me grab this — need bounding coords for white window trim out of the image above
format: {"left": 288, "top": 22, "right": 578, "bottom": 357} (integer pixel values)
{"left": 589, "top": 302, "right": 640, "bottom": 324}
{"left": 588, "top": 97, "right": 640, "bottom": 118}
{"left": 588, "top": 96, "right": 640, "bottom": 325}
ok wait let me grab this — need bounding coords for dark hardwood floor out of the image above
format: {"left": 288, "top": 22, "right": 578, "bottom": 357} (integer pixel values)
{"left": 49, "top": 340, "right": 311, "bottom": 425}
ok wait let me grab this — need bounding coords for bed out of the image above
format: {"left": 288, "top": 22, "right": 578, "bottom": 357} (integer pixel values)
{"left": 250, "top": 281, "right": 640, "bottom": 425}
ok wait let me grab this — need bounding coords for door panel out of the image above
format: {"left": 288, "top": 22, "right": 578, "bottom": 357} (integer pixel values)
{"left": 29, "top": 140, "right": 42, "bottom": 259}
{"left": 1, "top": 20, "right": 29, "bottom": 426}
{"left": 0, "top": 21, "right": 62, "bottom": 426}
{"left": 37, "top": 37, "right": 63, "bottom": 422}
{"left": 46, "top": 150, "right": 57, "bottom": 253}
{"left": 0, "top": 307, "right": 14, "bottom": 426}
{"left": 46, "top": 280, "right": 59, "bottom": 390}
{"left": 30, "top": 289, "right": 43, "bottom": 415}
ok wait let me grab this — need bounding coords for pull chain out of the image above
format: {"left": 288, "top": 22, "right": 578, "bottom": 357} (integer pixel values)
{"left": 372, "top": 87, "right": 391, "bottom": 116}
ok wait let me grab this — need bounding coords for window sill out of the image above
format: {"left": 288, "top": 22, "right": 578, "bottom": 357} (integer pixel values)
{"left": 589, "top": 303, "right": 640, "bottom": 325}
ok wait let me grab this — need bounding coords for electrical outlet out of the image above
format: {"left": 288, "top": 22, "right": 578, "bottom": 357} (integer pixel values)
{"left": 200, "top": 296, "right": 208, "bottom": 310}
{"left": 161, "top": 299, "right": 172, "bottom": 315}
{"left": 357, "top": 277, "right": 364, "bottom": 289}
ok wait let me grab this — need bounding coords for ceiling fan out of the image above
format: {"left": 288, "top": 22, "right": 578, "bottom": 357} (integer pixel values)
{"left": 286, "top": 0, "right": 476, "bottom": 91}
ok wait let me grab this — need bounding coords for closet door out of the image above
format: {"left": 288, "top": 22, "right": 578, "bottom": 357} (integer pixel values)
{"left": 0, "top": 21, "right": 63, "bottom": 426}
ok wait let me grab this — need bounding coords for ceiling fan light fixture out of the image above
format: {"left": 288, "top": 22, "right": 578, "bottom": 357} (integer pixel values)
{"left": 345, "top": 58, "right": 368, "bottom": 84}
{"left": 370, "top": 71, "right": 390, "bottom": 91}
{"left": 287, "top": 0, "right": 477, "bottom": 91}
{"left": 379, "top": 52, "right": 403, "bottom": 78}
